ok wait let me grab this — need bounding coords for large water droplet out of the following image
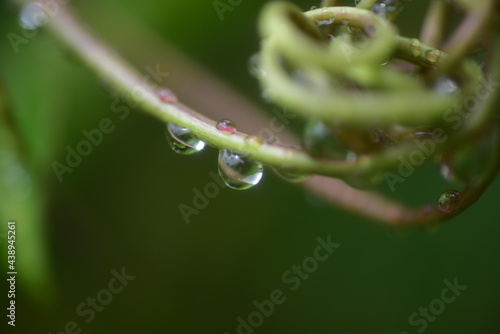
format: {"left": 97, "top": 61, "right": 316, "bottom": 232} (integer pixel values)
{"left": 218, "top": 150, "right": 264, "bottom": 190}
{"left": 216, "top": 119, "right": 237, "bottom": 135}
{"left": 438, "top": 190, "right": 462, "bottom": 213}
{"left": 166, "top": 123, "right": 205, "bottom": 155}
{"left": 441, "top": 124, "right": 500, "bottom": 186}
{"left": 302, "top": 120, "right": 349, "bottom": 159}
{"left": 19, "top": 3, "right": 48, "bottom": 30}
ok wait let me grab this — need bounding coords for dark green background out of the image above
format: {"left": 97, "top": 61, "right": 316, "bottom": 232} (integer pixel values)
{"left": 1, "top": 0, "right": 500, "bottom": 333}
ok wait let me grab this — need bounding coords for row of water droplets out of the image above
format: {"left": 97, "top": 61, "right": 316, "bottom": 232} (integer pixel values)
{"left": 166, "top": 111, "right": 297, "bottom": 191}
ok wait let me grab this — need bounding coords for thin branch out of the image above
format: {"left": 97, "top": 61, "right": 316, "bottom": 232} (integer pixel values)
{"left": 12, "top": 1, "right": 499, "bottom": 226}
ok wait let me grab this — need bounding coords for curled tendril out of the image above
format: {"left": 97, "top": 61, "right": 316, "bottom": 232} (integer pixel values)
{"left": 15, "top": 0, "right": 499, "bottom": 226}
{"left": 255, "top": 0, "right": 500, "bottom": 222}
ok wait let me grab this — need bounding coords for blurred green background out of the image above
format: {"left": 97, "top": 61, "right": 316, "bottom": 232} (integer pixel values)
{"left": 1, "top": 0, "right": 500, "bottom": 333}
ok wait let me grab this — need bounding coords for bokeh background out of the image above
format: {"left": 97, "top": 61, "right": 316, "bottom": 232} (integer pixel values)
{"left": 1, "top": 0, "right": 500, "bottom": 333}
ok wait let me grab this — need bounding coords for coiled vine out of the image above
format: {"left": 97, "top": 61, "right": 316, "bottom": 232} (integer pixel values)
{"left": 8, "top": 0, "right": 500, "bottom": 226}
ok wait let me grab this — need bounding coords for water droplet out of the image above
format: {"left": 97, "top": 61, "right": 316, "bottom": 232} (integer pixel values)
{"left": 409, "top": 39, "right": 421, "bottom": 57}
{"left": 425, "top": 49, "right": 441, "bottom": 63}
{"left": 413, "top": 127, "right": 434, "bottom": 140}
{"left": 433, "top": 77, "right": 458, "bottom": 95}
{"left": 380, "top": 57, "right": 392, "bottom": 66}
{"left": 267, "top": 136, "right": 280, "bottom": 144}
{"left": 218, "top": 150, "right": 264, "bottom": 190}
{"left": 0, "top": 150, "right": 32, "bottom": 200}
{"left": 441, "top": 124, "right": 500, "bottom": 186}
{"left": 317, "top": 18, "right": 335, "bottom": 26}
{"left": 310, "top": 5, "right": 318, "bottom": 10}
{"left": 302, "top": 120, "right": 349, "bottom": 159}
{"left": 245, "top": 135, "right": 265, "bottom": 148}
{"left": 166, "top": 123, "right": 205, "bottom": 155}
{"left": 19, "top": 2, "right": 48, "bottom": 30}
{"left": 437, "top": 190, "right": 462, "bottom": 213}
{"left": 158, "top": 89, "right": 178, "bottom": 103}
{"left": 272, "top": 167, "right": 309, "bottom": 183}
{"left": 371, "top": 3, "right": 387, "bottom": 18}
{"left": 216, "top": 119, "right": 237, "bottom": 135}
{"left": 344, "top": 169, "right": 383, "bottom": 189}
{"left": 371, "top": 0, "right": 404, "bottom": 19}
{"left": 249, "top": 53, "right": 267, "bottom": 79}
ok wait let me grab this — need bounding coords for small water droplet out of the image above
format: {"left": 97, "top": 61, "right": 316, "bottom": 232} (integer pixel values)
{"left": 267, "top": 136, "right": 280, "bottom": 144}
{"left": 302, "top": 120, "right": 349, "bottom": 159}
{"left": 218, "top": 150, "right": 264, "bottom": 190}
{"left": 380, "top": 57, "right": 392, "bottom": 66}
{"left": 371, "top": 0, "right": 404, "bottom": 19}
{"left": 433, "top": 77, "right": 458, "bottom": 95}
{"left": 19, "top": 2, "right": 48, "bottom": 30}
{"left": 166, "top": 123, "right": 205, "bottom": 155}
{"left": 310, "top": 5, "right": 318, "bottom": 10}
{"left": 317, "top": 18, "right": 335, "bottom": 26}
{"left": 441, "top": 123, "right": 500, "bottom": 186}
{"left": 158, "top": 89, "right": 178, "bottom": 103}
{"left": 371, "top": 3, "right": 387, "bottom": 18}
{"left": 0, "top": 150, "right": 32, "bottom": 200}
{"left": 437, "top": 190, "right": 462, "bottom": 213}
{"left": 409, "top": 39, "right": 421, "bottom": 57}
{"left": 216, "top": 119, "right": 237, "bottom": 135}
{"left": 272, "top": 167, "right": 309, "bottom": 183}
{"left": 425, "top": 49, "right": 441, "bottom": 63}
{"left": 413, "top": 127, "right": 434, "bottom": 140}
{"left": 245, "top": 136, "right": 265, "bottom": 154}
{"left": 344, "top": 169, "right": 383, "bottom": 189}
{"left": 249, "top": 53, "right": 267, "bottom": 79}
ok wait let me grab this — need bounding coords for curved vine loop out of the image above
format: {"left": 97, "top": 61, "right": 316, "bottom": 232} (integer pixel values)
{"left": 255, "top": 0, "right": 500, "bottom": 223}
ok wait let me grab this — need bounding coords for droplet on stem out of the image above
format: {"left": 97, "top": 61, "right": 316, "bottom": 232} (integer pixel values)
{"left": 433, "top": 77, "right": 458, "bottom": 95}
{"left": 440, "top": 124, "right": 500, "bottom": 187}
{"left": 248, "top": 53, "right": 267, "bottom": 79}
{"left": 302, "top": 120, "right": 349, "bottom": 159}
{"left": 218, "top": 150, "right": 264, "bottom": 190}
{"left": 158, "top": 89, "right": 178, "bottom": 103}
{"left": 425, "top": 49, "right": 441, "bottom": 63}
{"left": 216, "top": 119, "right": 237, "bottom": 135}
{"left": 166, "top": 123, "right": 205, "bottom": 155}
{"left": 437, "top": 190, "right": 462, "bottom": 213}
{"left": 19, "top": 3, "right": 48, "bottom": 30}
{"left": 272, "top": 166, "right": 309, "bottom": 183}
